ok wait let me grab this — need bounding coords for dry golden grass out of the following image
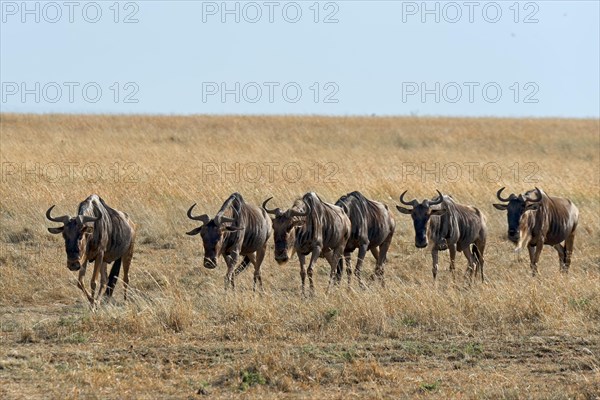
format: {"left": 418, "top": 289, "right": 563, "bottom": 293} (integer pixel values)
{"left": 0, "top": 114, "right": 599, "bottom": 399}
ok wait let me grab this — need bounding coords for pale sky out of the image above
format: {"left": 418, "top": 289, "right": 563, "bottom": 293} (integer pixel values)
{"left": 1, "top": 1, "right": 599, "bottom": 117}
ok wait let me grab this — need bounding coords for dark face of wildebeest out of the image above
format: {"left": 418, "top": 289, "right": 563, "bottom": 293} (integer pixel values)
{"left": 46, "top": 205, "right": 99, "bottom": 271}
{"left": 396, "top": 190, "right": 445, "bottom": 248}
{"left": 186, "top": 203, "right": 242, "bottom": 269}
{"left": 493, "top": 187, "right": 541, "bottom": 243}
{"left": 262, "top": 197, "right": 309, "bottom": 265}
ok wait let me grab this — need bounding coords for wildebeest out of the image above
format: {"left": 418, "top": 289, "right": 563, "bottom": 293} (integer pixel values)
{"left": 263, "top": 192, "right": 351, "bottom": 295}
{"left": 493, "top": 187, "right": 579, "bottom": 275}
{"left": 396, "top": 190, "right": 487, "bottom": 282}
{"left": 186, "top": 192, "right": 272, "bottom": 290}
{"left": 334, "top": 191, "right": 396, "bottom": 287}
{"left": 46, "top": 194, "right": 136, "bottom": 304}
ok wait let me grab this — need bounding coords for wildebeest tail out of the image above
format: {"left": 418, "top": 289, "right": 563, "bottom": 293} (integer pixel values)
{"left": 105, "top": 258, "right": 122, "bottom": 297}
{"left": 336, "top": 257, "right": 345, "bottom": 283}
{"left": 471, "top": 244, "right": 483, "bottom": 280}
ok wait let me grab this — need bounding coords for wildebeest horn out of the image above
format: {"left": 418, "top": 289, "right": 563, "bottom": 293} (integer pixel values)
{"left": 187, "top": 203, "right": 210, "bottom": 224}
{"left": 429, "top": 190, "right": 444, "bottom": 206}
{"left": 399, "top": 190, "right": 418, "bottom": 207}
{"left": 529, "top": 187, "right": 543, "bottom": 202}
{"left": 262, "top": 197, "right": 281, "bottom": 215}
{"left": 45, "top": 205, "right": 70, "bottom": 224}
{"left": 79, "top": 214, "right": 101, "bottom": 224}
{"left": 496, "top": 187, "right": 513, "bottom": 202}
{"left": 216, "top": 214, "right": 235, "bottom": 225}
{"left": 290, "top": 201, "right": 310, "bottom": 217}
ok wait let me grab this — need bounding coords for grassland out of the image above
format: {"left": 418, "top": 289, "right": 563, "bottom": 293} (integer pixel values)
{"left": 0, "top": 114, "right": 599, "bottom": 399}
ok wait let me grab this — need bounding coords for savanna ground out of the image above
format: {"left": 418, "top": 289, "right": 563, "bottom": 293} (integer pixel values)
{"left": 0, "top": 114, "right": 599, "bottom": 399}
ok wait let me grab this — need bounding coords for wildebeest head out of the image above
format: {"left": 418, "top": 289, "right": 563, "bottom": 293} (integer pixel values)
{"left": 493, "top": 187, "right": 542, "bottom": 243}
{"left": 185, "top": 203, "right": 243, "bottom": 269}
{"left": 396, "top": 190, "right": 445, "bottom": 248}
{"left": 46, "top": 205, "right": 100, "bottom": 271}
{"left": 263, "top": 197, "right": 310, "bottom": 265}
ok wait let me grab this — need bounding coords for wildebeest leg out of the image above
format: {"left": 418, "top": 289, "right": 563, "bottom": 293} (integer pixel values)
{"left": 77, "top": 262, "right": 94, "bottom": 305}
{"left": 530, "top": 242, "right": 544, "bottom": 276}
{"left": 431, "top": 248, "right": 439, "bottom": 281}
{"left": 331, "top": 248, "right": 345, "bottom": 291}
{"left": 473, "top": 239, "right": 486, "bottom": 283}
{"left": 527, "top": 244, "right": 536, "bottom": 275}
{"left": 298, "top": 253, "right": 307, "bottom": 296}
{"left": 104, "top": 258, "right": 121, "bottom": 298}
{"left": 462, "top": 247, "right": 476, "bottom": 284}
{"left": 564, "top": 229, "right": 576, "bottom": 273}
{"left": 252, "top": 248, "right": 265, "bottom": 292}
{"left": 307, "top": 247, "right": 321, "bottom": 296}
{"left": 345, "top": 253, "right": 354, "bottom": 287}
{"left": 234, "top": 256, "right": 251, "bottom": 276}
{"left": 376, "top": 232, "right": 393, "bottom": 288}
{"left": 97, "top": 261, "right": 109, "bottom": 301}
{"left": 343, "top": 253, "right": 354, "bottom": 288}
{"left": 370, "top": 247, "right": 380, "bottom": 282}
{"left": 90, "top": 258, "right": 100, "bottom": 299}
{"left": 242, "top": 253, "right": 257, "bottom": 290}
{"left": 122, "top": 245, "right": 134, "bottom": 301}
{"left": 553, "top": 244, "right": 566, "bottom": 272}
{"left": 323, "top": 250, "right": 338, "bottom": 293}
{"left": 323, "top": 248, "right": 352, "bottom": 292}
{"left": 334, "top": 252, "right": 344, "bottom": 284}
{"left": 334, "top": 251, "right": 348, "bottom": 287}
{"left": 306, "top": 247, "right": 322, "bottom": 296}
{"left": 224, "top": 253, "right": 238, "bottom": 290}
{"left": 448, "top": 244, "right": 457, "bottom": 281}
{"left": 90, "top": 253, "right": 104, "bottom": 301}
{"left": 355, "top": 244, "right": 368, "bottom": 288}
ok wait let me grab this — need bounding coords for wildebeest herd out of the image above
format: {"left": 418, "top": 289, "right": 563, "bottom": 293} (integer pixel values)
{"left": 45, "top": 188, "right": 579, "bottom": 304}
